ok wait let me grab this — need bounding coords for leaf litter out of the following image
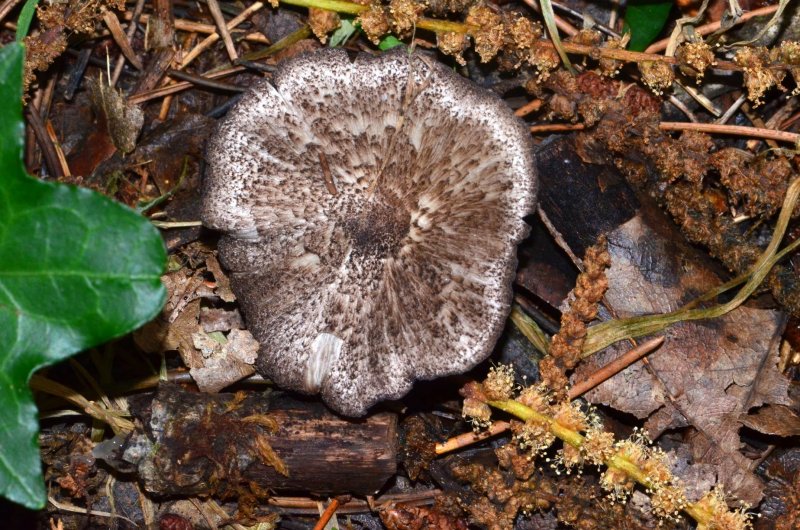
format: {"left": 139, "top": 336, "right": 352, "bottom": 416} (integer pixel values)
{"left": 7, "top": 0, "right": 800, "bottom": 528}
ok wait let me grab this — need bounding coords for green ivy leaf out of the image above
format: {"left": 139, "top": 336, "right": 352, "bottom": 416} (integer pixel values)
{"left": 0, "top": 42, "right": 166, "bottom": 509}
{"left": 328, "top": 18, "right": 358, "bottom": 48}
{"left": 15, "top": 0, "right": 40, "bottom": 41}
{"left": 624, "top": 0, "right": 673, "bottom": 52}
{"left": 378, "top": 35, "right": 403, "bottom": 51}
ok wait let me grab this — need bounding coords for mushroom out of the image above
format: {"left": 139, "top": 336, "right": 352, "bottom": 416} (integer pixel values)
{"left": 202, "top": 49, "right": 537, "bottom": 416}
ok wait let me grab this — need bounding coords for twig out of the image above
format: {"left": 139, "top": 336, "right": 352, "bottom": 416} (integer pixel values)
{"left": 659, "top": 121, "right": 800, "bottom": 144}
{"left": 206, "top": 0, "right": 239, "bottom": 60}
{"left": 552, "top": 0, "right": 618, "bottom": 37}
{"left": 0, "top": 0, "right": 22, "bottom": 24}
{"left": 520, "top": 0, "right": 579, "bottom": 37}
{"left": 782, "top": 109, "right": 800, "bottom": 130}
{"left": 180, "top": 2, "right": 265, "bottom": 69}
{"left": 740, "top": 100, "right": 780, "bottom": 149}
{"left": 237, "top": 25, "right": 312, "bottom": 62}
{"left": 567, "top": 336, "right": 665, "bottom": 398}
{"left": 122, "top": 12, "right": 270, "bottom": 43}
{"left": 48, "top": 497, "right": 136, "bottom": 526}
{"left": 313, "top": 499, "right": 340, "bottom": 530}
{"left": 514, "top": 98, "right": 543, "bottom": 117}
{"left": 715, "top": 93, "right": 748, "bottom": 124}
{"left": 645, "top": 5, "right": 780, "bottom": 54}
{"left": 26, "top": 105, "right": 63, "bottom": 179}
{"left": 111, "top": 0, "right": 145, "bottom": 86}
{"left": 102, "top": 8, "right": 143, "bottom": 70}
{"left": 44, "top": 119, "right": 71, "bottom": 178}
{"left": 667, "top": 95, "right": 698, "bottom": 123}
{"left": 529, "top": 123, "right": 586, "bottom": 133}
{"left": 167, "top": 69, "right": 246, "bottom": 92}
{"left": 269, "top": 491, "right": 437, "bottom": 514}
{"left": 435, "top": 421, "right": 511, "bottom": 455}
{"left": 235, "top": 59, "right": 276, "bottom": 73}
{"left": 151, "top": 220, "right": 204, "bottom": 228}
{"left": 65, "top": 49, "right": 92, "bottom": 100}
{"left": 265, "top": 0, "right": 790, "bottom": 75}
{"left": 677, "top": 81, "right": 721, "bottom": 117}
{"left": 127, "top": 66, "right": 245, "bottom": 104}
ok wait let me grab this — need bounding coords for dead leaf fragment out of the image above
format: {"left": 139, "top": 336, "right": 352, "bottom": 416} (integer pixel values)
{"left": 572, "top": 214, "right": 790, "bottom": 505}
{"left": 205, "top": 254, "right": 236, "bottom": 302}
{"left": 200, "top": 307, "right": 244, "bottom": 333}
{"left": 739, "top": 405, "right": 800, "bottom": 437}
{"left": 88, "top": 76, "right": 144, "bottom": 154}
{"left": 189, "top": 329, "right": 259, "bottom": 393}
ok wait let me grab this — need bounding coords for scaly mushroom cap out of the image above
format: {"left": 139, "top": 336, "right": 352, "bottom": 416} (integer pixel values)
{"left": 202, "top": 49, "right": 537, "bottom": 416}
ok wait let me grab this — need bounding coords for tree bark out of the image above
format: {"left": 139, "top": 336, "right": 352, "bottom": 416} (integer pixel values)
{"left": 124, "top": 384, "right": 398, "bottom": 497}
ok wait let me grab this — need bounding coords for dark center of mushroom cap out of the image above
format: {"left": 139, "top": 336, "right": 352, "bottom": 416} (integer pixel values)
{"left": 343, "top": 194, "right": 410, "bottom": 260}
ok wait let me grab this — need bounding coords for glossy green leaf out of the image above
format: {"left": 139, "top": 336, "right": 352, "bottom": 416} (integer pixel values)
{"left": 328, "top": 18, "right": 358, "bottom": 47}
{"left": 0, "top": 42, "right": 166, "bottom": 509}
{"left": 624, "top": 0, "right": 673, "bottom": 52}
{"left": 378, "top": 35, "right": 403, "bottom": 51}
{"left": 15, "top": 0, "right": 39, "bottom": 41}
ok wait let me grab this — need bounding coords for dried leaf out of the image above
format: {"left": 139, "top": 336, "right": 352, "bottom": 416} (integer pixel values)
{"left": 573, "top": 215, "right": 789, "bottom": 504}
{"left": 189, "top": 329, "right": 259, "bottom": 393}
{"left": 88, "top": 76, "right": 144, "bottom": 154}
{"left": 200, "top": 307, "right": 244, "bottom": 333}
{"left": 739, "top": 405, "right": 800, "bottom": 437}
{"left": 205, "top": 254, "right": 235, "bottom": 303}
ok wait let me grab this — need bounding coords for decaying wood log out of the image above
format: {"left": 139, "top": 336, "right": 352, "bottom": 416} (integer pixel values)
{"left": 121, "top": 384, "right": 398, "bottom": 497}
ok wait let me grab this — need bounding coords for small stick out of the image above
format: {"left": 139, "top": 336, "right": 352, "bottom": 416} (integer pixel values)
{"left": 237, "top": 25, "right": 312, "bottom": 63}
{"left": 65, "top": 49, "right": 93, "bottom": 100}
{"left": 26, "top": 106, "right": 63, "bottom": 179}
{"left": 123, "top": 11, "right": 270, "bottom": 43}
{"left": 435, "top": 420, "right": 511, "bottom": 455}
{"left": 180, "top": 2, "right": 265, "bottom": 69}
{"left": 567, "top": 336, "right": 665, "bottom": 399}
{"left": 667, "top": 94, "right": 698, "bottom": 123}
{"left": 269, "top": 491, "right": 437, "bottom": 514}
{"left": 151, "top": 220, "right": 204, "bottom": 229}
{"left": 102, "top": 9, "right": 143, "bottom": 70}
{"left": 206, "top": 0, "right": 239, "bottom": 61}
{"left": 514, "top": 98, "right": 543, "bottom": 117}
{"left": 520, "top": 0, "right": 579, "bottom": 37}
{"left": 159, "top": 32, "right": 197, "bottom": 121}
{"left": 0, "top": 0, "right": 22, "bottom": 25}
{"left": 167, "top": 69, "right": 245, "bottom": 92}
{"left": 44, "top": 119, "right": 71, "bottom": 178}
{"left": 127, "top": 66, "right": 245, "bottom": 104}
{"left": 659, "top": 121, "right": 800, "bottom": 144}
{"left": 645, "top": 5, "right": 780, "bottom": 54}
{"left": 740, "top": 100, "right": 780, "bottom": 150}
{"left": 781, "top": 110, "right": 800, "bottom": 130}
{"left": 318, "top": 152, "right": 338, "bottom": 196}
{"left": 715, "top": 93, "right": 747, "bottom": 125}
{"left": 529, "top": 123, "right": 586, "bottom": 134}
{"left": 552, "top": 0, "right": 618, "bottom": 37}
{"left": 111, "top": 0, "right": 146, "bottom": 86}
{"left": 235, "top": 59, "right": 276, "bottom": 73}
{"left": 313, "top": 498, "right": 340, "bottom": 530}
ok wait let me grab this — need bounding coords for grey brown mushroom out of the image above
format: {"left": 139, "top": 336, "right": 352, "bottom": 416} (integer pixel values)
{"left": 202, "top": 49, "right": 537, "bottom": 416}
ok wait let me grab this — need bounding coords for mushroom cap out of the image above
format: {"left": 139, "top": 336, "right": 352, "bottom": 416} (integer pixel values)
{"left": 202, "top": 49, "right": 537, "bottom": 416}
